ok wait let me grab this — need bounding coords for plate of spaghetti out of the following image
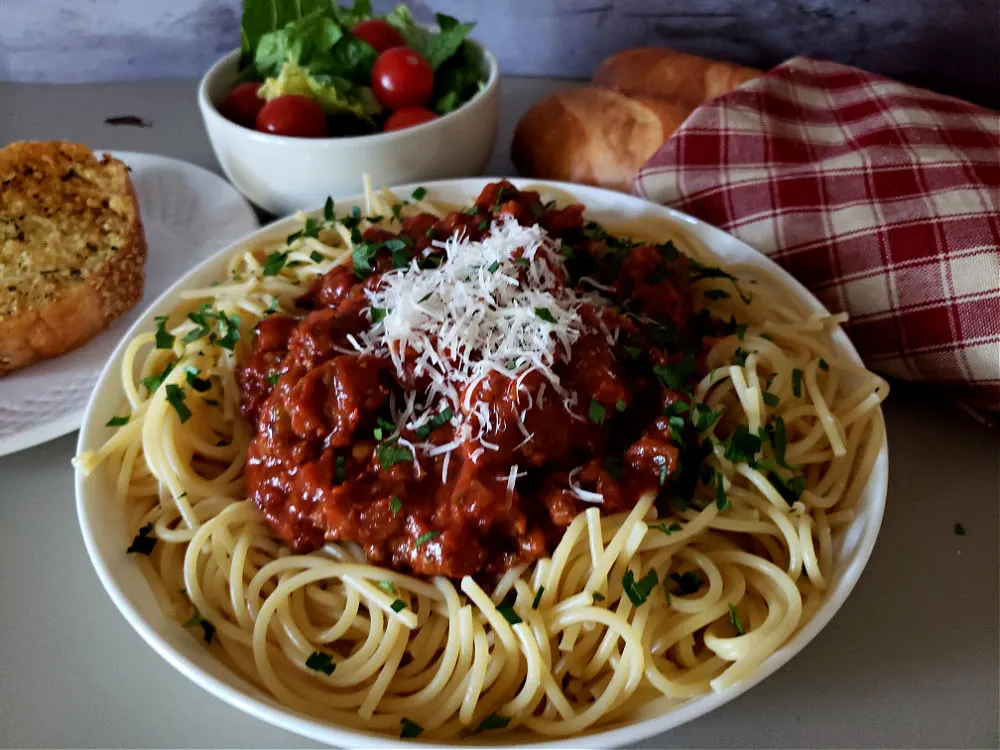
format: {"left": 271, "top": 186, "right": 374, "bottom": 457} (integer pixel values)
{"left": 74, "top": 178, "right": 888, "bottom": 748}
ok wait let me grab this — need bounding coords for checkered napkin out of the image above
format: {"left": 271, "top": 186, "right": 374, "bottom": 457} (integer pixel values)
{"left": 634, "top": 56, "right": 1000, "bottom": 420}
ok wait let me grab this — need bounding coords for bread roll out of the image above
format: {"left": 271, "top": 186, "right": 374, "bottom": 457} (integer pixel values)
{"left": 511, "top": 88, "right": 692, "bottom": 193}
{"left": 593, "top": 48, "right": 760, "bottom": 107}
{"left": 0, "top": 141, "right": 146, "bottom": 375}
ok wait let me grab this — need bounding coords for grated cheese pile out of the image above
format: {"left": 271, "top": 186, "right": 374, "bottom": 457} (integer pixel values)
{"left": 355, "top": 215, "right": 612, "bottom": 477}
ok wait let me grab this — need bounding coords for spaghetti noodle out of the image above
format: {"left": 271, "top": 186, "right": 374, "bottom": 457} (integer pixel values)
{"left": 75, "top": 180, "right": 887, "bottom": 741}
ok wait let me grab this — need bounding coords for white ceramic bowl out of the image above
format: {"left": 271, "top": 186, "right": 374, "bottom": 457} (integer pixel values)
{"left": 198, "top": 47, "right": 500, "bottom": 215}
{"left": 76, "top": 179, "right": 888, "bottom": 749}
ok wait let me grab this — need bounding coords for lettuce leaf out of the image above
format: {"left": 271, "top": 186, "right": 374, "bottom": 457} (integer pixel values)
{"left": 239, "top": 0, "right": 330, "bottom": 71}
{"left": 432, "top": 40, "right": 486, "bottom": 114}
{"left": 259, "top": 60, "right": 380, "bottom": 126}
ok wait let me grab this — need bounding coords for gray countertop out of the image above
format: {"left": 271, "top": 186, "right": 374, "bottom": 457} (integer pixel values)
{"left": 0, "top": 77, "right": 997, "bottom": 750}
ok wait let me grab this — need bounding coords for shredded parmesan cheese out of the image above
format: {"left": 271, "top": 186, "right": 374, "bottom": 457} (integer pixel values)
{"left": 359, "top": 216, "right": 611, "bottom": 477}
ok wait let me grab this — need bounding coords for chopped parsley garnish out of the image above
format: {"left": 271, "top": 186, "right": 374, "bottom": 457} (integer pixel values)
{"left": 106, "top": 415, "right": 129, "bottom": 427}
{"left": 592, "top": 592, "right": 606, "bottom": 602}
{"left": 603, "top": 456, "right": 624, "bottom": 480}
{"left": 688, "top": 258, "right": 752, "bottom": 302}
{"left": 724, "top": 424, "right": 762, "bottom": 464}
{"left": 154, "top": 315, "right": 175, "bottom": 349}
{"left": 261, "top": 250, "right": 289, "bottom": 276}
{"left": 762, "top": 391, "right": 780, "bottom": 407}
{"left": 954, "top": 522, "right": 966, "bottom": 536}
{"left": 302, "top": 217, "right": 320, "bottom": 238}
{"left": 182, "top": 611, "right": 215, "bottom": 644}
{"left": 477, "top": 219, "right": 490, "bottom": 231}
{"left": 305, "top": 650, "right": 335, "bottom": 675}
{"left": 668, "top": 571, "right": 703, "bottom": 596}
{"left": 715, "top": 472, "right": 730, "bottom": 511}
{"left": 616, "top": 399, "right": 627, "bottom": 412}
{"left": 768, "top": 470, "right": 807, "bottom": 504}
{"left": 622, "top": 345, "right": 643, "bottom": 360}
{"left": 768, "top": 417, "right": 789, "bottom": 467}
{"left": 728, "top": 603, "right": 745, "bottom": 635}
{"left": 310, "top": 250, "right": 324, "bottom": 263}
{"left": 185, "top": 367, "right": 212, "bottom": 392}
{"left": 588, "top": 400, "right": 607, "bottom": 424}
{"left": 164, "top": 383, "right": 192, "bottom": 423}
{"left": 352, "top": 243, "right": 379, "bottom": 279}
{"left": 376, "top": 440, "right": 413, "bottom": 469}
{"left": 415, "top": 530, "right": 440, "bottom": 548}
{"left": 266, "top": 372, "right": 279, "bottom": 385}
{"left": 497, "top": 603, "right": 522, "bottom": 625}
{"left": 400, "top": 718, "right": 423, "bottom": 739}
{"left": 486, "top": 260, "right": 500, "bottom": 273}
{"left": 659, "top": 464, "right": 669, "bottom": 487}
{"left": 415, "top": 407, "right": 453, "bottom": 438}
{"left": 389, "top": 495, "right": 402, "bottom": 515}
{"left": 732, "top": 347, "right": 749, "bottom": 366}
{"left": 411, "top": 186, "right": 427, "bottom": 201}
{"left": 333, "top": 455, "right": 347, "bottom": 484}
{"left": 692, "top": 403, "right": 724, "bottom": 433}
{"left": 621, "top": 569, "right": 659, "bottom": 606}
{"left": 378, "top": 580, "right": 396, "bottom": 595}
{"left": 667, "top": 415, "right": 685, "bottom": 445}
{"left": 390, "top": 599, "right": 406, "bottom": 613}
{"left": 215, "top": 311, "right": 241, "bottom": 350}
{"left": 126, "top": 522, "right": 156, "bottom": 555}
{"left": 650, "top": 521, "right": 682, "bottom": 535}
{"left": 532, "top": 586, "right": 544, "bottom": 610}
{"left": 792, "top": 368, "right": 804, "bottom": 398}
{"left": 370, "top": 306, "right": 389, "bottom": 323}
{"left": 534, "top": 307, "right": 557, "bottom": 324}
{"left": 653, "top": 354, "right": 696, "bottom": 391}
{"left": 475, "top": 713, "right": 511, "bottom": 733}
{"left": 323, "top": 196, "right": 334, "bottom": 222}
{"left": 819, "top": 358, "right": 830, "bottom": 371}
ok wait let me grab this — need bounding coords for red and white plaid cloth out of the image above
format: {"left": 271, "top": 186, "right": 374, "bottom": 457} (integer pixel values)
{"left": 635, "top": 57, "right": 1000, "bottom": 419}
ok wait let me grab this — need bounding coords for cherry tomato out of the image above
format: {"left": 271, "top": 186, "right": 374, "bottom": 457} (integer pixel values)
{"left": 351, "top": 19, "right": 404, "bottom": 53}
{"left": 383, "top": 106, "right": 439, "bottom": 131}
{"left": 255, "top": 95, "right": 328, "bottom": 138}
{"left": 220, "top": 82, "right": 265, "bottom": 128}
{"left": 371, "top": 48, "right": 434, "bottom": 111}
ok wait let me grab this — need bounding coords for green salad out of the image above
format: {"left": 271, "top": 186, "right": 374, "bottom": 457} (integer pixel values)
{"left": 220, "top": 0, "right": 486, "bottom": 138}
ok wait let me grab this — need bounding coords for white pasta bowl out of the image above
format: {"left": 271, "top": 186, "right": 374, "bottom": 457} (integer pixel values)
{"left": 75, "top": 178, "right": 888, "bottom": 749}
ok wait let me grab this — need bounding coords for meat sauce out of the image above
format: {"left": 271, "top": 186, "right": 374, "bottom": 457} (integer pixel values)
{"left": 237, "top": 181, "right": 705, "bottom": 578}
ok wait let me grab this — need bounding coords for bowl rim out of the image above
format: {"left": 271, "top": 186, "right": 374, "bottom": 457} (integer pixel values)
{"left": 197, "top": 38, "right": 500, "bottom": 145}
{"left": 75, "top": 177, "right": 889, "bottom": 749}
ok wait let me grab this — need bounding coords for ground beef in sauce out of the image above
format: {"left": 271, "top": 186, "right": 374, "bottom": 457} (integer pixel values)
{"left": 237, "top": 181, "right": 704, "bottom": 578}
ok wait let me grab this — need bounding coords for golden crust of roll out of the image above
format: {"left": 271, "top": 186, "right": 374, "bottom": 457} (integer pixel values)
{"left": 592, "top": 47, "right": 760, "bottom": 107}
{"left": 510, "top": 87, "right": 692, "bottom": 193}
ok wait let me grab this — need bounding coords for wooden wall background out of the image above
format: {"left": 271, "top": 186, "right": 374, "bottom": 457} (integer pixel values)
{"left": 1, "top": 0, "right": 997, "bottom": 107}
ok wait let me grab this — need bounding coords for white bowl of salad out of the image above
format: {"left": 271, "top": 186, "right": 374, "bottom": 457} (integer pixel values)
{"left": 198, "top": 0, "right": 499, "bottom": 215}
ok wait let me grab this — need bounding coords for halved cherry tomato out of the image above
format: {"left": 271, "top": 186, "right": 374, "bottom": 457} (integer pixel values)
{"left": 220, "top": 82, "right": 265, "bottom": 128}
{"left": 255, "top": 95, "right": 328, "bottom": 138}
{"left": 371, "top": 47, "right": 434, "bottom": 111}
{"left": 383, "top": 106, "right": 438, "bottom": 131}
{"left": 352, "top": 19, "right": 404, "bottom": 53}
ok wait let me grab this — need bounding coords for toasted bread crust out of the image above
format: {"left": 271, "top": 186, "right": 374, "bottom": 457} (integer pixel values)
{"left": 0, "top": 141, "right": 146, "bottom": 375}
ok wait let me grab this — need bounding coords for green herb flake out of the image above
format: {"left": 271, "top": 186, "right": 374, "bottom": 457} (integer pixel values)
{"left": 323, "top": 196, "right": 335, "bottom": 222}
{"left": 106, "top": 415, "right": 129, "bottom": 427}
{"left": 477, "top": 219, "right": 489, "bottom": 231}
{"left": 622, "top": 345, "right": 642, "bottom": 360}
{"left": 266, "top": 372, "right": 280, "bottom": 386}
{"left": 531, "top": 586, "right": 544, "bottom": 610}
{"left": 154, "top": 315, "right": 175, "bottom": 349}
{"left": 182, "top": 612, "right": 215, "bottom": 644}
{"left": 732, "top": 347, "right": 749, "bottom": 366}
{"left": 728, "top": 603, "right": 746, "bottom": 635}
{"left": 377, "top": 581, "right": 397, "bottom": 596}
{"left": 616, "top": 399, "right": 627, "bottom": 412}
{"left": 668, "top": 571, "right": 703, "bottom": 596}
{"left": 305, "top": 651, "right": 335, "bottom": 676}
{"left": 185, "top": 367, "right": 212, "bottom": 392}
{"left": 400, "top": 718, "right": 423, "bottom": 739}
{"left": 370, "top": 306, "right": 389, "bottom": 323}
{"left": 390, "top": 599, "right": 406, "bottom": 613}
{"left": 376, "top": 440, "right": 413, "bottom": 469}
{"left": 475, "top": 713, "right": 511, "bottom": 733}
{"left": 261, "top": 251, "right": 289, "bottom": 276}
{"left": 792, "top": 368, "right": 804, "bottom": 398}
{"left": 588, "top": 400, "right": 607, "bottom": 424}
{"left": 486, "top": 260, "right": 500, "bottom": 273}
{"left": 818, "top": 358, "right": 830, "bottom": 371}
{"left": 715, "top": 472, "right": 731, "bottom": 511}
{"left": 653, "top": 354, "right": 696, "bottom": 391}
{"left": 650, "top": 521, "right": 683, "bottom": 536}
{"left": 692, "top": 403, "right": 725, "bottom": 433}
{"left": 762, "top": 391, "right": 780, "bottom": 407}
{"left": 497, "top": 603, "right": 522, "bottom": 625}
{"left": 216, "top": 311, "right": 242, "bottom": 351}
{"left": 164, "top": 384, "right": 192, "bottom": 423}
{"left": 621, "top": 569, "right": 659, "bottom": 607}
{"left": 310, "top": 250, "right": 324, "bottom": 263}
{"left": 535, "top": 307, "right": 557, "bottom": 324}
{"left": 333, "top": 455, "right": 347, "bottom": 484}
{"left": 592, "top": 591, "right": 605, "bottom": 602}
{"left": 415, "top": 530, "right": 440, "bottom": 548}
{"left": 411, "top": 186, "right": 427, "bottom": 201}
{"left": 389, "top": 495, "right": 402, "bottom": 515}
{"left": 724, "top": 424, "right": 762, "bottom": 464}
{"left": 603, "top": 456, "right": 624, "bottom": 480}
{"left": 126, "top": 522, "right": 156, "bottom": 555}
{"left": 415, "top": 407, "right": 453, "bottom": 438}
